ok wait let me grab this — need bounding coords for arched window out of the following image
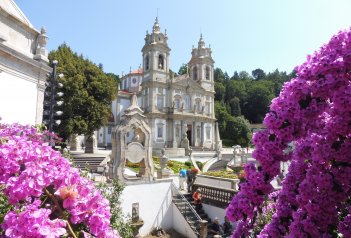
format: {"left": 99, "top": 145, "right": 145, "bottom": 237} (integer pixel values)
{"left": 193, "top": 66, "right": 198, "bottom": 80}
{"left": 145, "top": 55, "right": 150, "bottom": 70}
{"left": 206, "top": 66, "right": 210, "bottom": 80}
{"left": 158, "top": 54, "right": 164, "bottom": 69}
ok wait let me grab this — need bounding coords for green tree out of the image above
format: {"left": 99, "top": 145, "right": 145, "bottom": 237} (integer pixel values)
{"left": 214, "top": 82, "right": 226, "bottom": 101}
{"left": 48, "top": 44, "right": 117, "bottom": 146}
{"left": 224, "top": 116, "right": 251, "bottom": 147}
{"left": 242, "top": 84, "right": 274, "bottom": 123}
{"left": 238, "top": 71, "right": 252, "bottom": 81}
{"left": 215, "top": 101, "right": 232, "bottom": 135}
{"left": 231, "top": 71, "right": 240, "bottom": 80}
{"left": 178, "top": 63, "right": 188, "bottom": 75}
{"left": 224, "top": 80, "right": 247, "bottom": 102}
{"left": 214, "top": 68, "right": 226, "bottom": 82}
{"left": 106, "top": 72, "right": 120, "bottom": 87}
{"left": 229, "top": 97, "right": 241, "bottom": 117}
{"left": 252, "top": 68, "right": 266, "bottom": 80}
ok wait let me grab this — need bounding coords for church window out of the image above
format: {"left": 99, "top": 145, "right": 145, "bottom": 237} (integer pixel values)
{"left": 157, "top": 96, "right": 164, "bottom": 109}
{"left": 157, "top": 124, "right": 164, "bottom": 139}
{"left": 158, "top": 54, "right": 164, "bottom": 69}
{"left": 206, "top": 66, "right": 210, "bottom": 80}
{"left": 195, "top": 99, "right": 201, "bottom": 112}
{"left": 206, "top": 126, "right": 211, "bottom": 140}
{"left": 145, "top": 55, "right": 150, "bottom": 70}
{"left": 193, "top": 66, "right": 198, "bottom": 80}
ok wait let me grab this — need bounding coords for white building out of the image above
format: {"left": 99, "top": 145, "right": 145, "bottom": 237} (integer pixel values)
{"left": 0, "top": 0, "right": 51, "bottom": 125}
{"left": 99, "top": 18, "right": 219, "bottom": 152}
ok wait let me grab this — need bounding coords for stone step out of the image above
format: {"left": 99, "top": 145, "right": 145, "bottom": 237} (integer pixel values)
{"left": 71, "top": 157, "right": 105, "bottom": 172}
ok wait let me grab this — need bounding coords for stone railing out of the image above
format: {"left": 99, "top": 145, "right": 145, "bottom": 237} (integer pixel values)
{"left": 193, "top": 183, "right": 237, "bottom": 209}
{"left": 195, "top": 174, "right": 240, "bottom": 191}
{"left": 171, "top": 183, "right": 207, "bottom": 237}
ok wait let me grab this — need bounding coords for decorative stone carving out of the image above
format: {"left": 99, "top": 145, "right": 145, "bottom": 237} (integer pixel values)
{"left": 34, "top": 27, "right": 48, "bottom": 62}
{"left": 111, "top": 93, "right": 154, "bottom": 183}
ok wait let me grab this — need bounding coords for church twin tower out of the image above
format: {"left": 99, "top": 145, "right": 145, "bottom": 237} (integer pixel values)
{"left": 141, "top": 17, "right": 215, "bottom": 92}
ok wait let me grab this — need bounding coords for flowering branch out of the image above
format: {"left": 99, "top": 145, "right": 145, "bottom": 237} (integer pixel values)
{"left": 227, "top": 27, "right": 351, "bottom": 237}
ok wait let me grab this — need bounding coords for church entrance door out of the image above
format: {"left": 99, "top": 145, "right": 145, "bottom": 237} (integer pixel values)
{"left": 187, "top": 124, "right": 192, "bottom": 146}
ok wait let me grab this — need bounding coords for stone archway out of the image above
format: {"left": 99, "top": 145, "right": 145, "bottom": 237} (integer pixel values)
{"left": 110, "top": 94, "right": 153, "bottom": 183}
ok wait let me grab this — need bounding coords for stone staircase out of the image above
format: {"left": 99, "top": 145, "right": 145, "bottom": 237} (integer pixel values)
{"left": 71, "top": 154, "right": 107, "bottom": 172}
{"left": 172, "top": 191, "right": 210, "bottom": 237}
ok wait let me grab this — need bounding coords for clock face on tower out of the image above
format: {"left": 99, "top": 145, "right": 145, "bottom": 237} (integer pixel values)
{"left": 132, "top": 78, "right": 137, "bottom": 84}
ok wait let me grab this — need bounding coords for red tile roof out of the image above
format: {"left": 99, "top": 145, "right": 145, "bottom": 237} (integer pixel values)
{"left": 130, "top": 68, "right": 143, "bottom": 74}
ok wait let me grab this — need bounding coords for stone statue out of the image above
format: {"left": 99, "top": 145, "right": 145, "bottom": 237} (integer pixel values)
{"left": 37, "top": 27, "right": 48, "bottom": 48}
{"left": 159, "top": 148, "right": 168, "bottom": 170}
{"left": 132, "top": 128, "right": 145, "bottom": 145}
{"left": 34, "top": 27, "right": 48, "bottom": 62}
{"left": 180, "top": 133, "right": 191, "bottom": 155}
{"left": 158, "top": 148, "right": 170, "bottom": 178}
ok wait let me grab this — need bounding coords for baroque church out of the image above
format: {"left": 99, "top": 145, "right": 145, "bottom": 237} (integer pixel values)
{"left": 98, "top": 18, "right": 221, "bottom": 154}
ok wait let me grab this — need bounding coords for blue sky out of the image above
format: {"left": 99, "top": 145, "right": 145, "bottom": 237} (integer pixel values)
{"left": 16, "top": 0, "right": 351, "bottom": 76}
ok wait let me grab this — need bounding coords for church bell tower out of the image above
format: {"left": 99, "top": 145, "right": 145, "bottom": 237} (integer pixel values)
{"left": 188, "top": 34, "right": 214, "bottom": 92}
{"left": 141, "top": 17, "right": 171, "bottom": 83}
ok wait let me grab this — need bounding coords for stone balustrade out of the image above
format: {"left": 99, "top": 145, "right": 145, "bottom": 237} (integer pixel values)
{"left": 193, "top": 183, "right": 237, "bottom": 209}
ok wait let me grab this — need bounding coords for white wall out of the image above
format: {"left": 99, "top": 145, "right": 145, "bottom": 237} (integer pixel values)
{"left": 0, "top": 71, "right": 37, "bottom": 125}
{"left": 203, "top": 204, "right": 227, "bottom": 225}
{"left": 118, "top": 98, "right": 130, "bottom": 119}
{"left": 120, "top": 182, "right": 173, "bottom": 236}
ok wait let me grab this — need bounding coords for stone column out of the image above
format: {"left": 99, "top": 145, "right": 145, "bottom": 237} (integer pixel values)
{"left": 192, "top": 121, "right": 196, "bottom": 147}
{"left": 201, "top": 122, "right": 204, "bottom": 147}
{"left": 69, "top": 134, "right": 79, "bottom": 151}
{"left": 172, "top": 120, "right": 177, "bottom": 148}
{"left": 85, "top": 134, "right": 97, "bottom": 153}
{"left": 199, "top": 220, "right": 208, "bottom": 238}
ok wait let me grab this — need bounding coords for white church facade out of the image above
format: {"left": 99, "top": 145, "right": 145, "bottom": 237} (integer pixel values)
{"left": 98, "top": 18, "right": 220, "bottom": 153}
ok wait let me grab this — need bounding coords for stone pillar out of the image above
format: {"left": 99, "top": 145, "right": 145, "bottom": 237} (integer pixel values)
{"left": 201, "top": 122, "right": 204, "bottom": 146}
{"left": 199, "top": 220, "right": 208, "bottom": 238}
{"left": 192, "top": 121, "right": 196, "bottom": 147}
{"left": 69, "top": 134, "right": 79, "bottom": 151}
{"left": 172, "top": 120, "right": 177, "bottom": 148}
{"left": 85, "top": 135, "right": 97, "bottom": 153}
